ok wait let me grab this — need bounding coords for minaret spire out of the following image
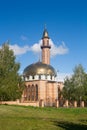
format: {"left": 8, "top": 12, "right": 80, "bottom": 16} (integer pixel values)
{"left": 41, "top": 27, "right": 51, "bottom": 65}
{"left": 44, "top": 24, "right": 46, "bottom": 30}
{"left": 42, "top": 25, "right": 49, "bottom": 39}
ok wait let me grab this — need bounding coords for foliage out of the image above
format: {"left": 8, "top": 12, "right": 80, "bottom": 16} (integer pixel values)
{"left": 62, "top": 64, "right": 87, "bottom": 101}
{"left": 0, "top": 42, "right": 24, "bottom": 101}
{"left": 82, "top": 74, "right": 87, "bottom": 101}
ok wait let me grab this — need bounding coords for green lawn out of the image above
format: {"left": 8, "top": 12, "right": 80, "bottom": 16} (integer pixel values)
{"left": 0, "top": 105, "right": 87, "bottom": 130}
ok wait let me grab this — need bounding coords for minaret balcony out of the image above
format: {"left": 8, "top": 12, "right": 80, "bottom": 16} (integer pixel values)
{"left": 41, "top": 45, "right": 51, "bottom": 49}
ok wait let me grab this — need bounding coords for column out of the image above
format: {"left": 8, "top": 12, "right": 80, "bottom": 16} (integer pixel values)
{"left": 73, "top": 101, "right": 77, "bottom": 108}
{"left": 65, "top": 100, "right": 69, "bottom": 108}
{"left": 55, "top": 99, "right": 59, "bottom": 108}
{"left": 80, "top": 101, "right": 84, "bottom": 107}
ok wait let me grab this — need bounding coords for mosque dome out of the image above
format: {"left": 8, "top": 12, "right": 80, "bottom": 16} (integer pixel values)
{"left": 23, "top": 62, "right": 57, "bottom": 77}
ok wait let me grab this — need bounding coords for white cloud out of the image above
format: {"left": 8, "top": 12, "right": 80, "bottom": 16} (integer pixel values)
{"left": 49, "top": 39, "right": 69, "bottom": 57}
{"left": 30, "top": 40, "right": 42, "bottom": 53}
{"left": 29, "top": 39, "right": 68, "bottom": 56}
{"left": 9, "top": 44, "right": 30, "bottom": 55}
{"left": 1, "top": 39, "right": 68, "bottom": 56}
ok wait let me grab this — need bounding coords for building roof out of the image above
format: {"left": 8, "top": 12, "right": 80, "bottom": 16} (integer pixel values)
{"left": 23, "top": 62, "right": 57, "bottom": 76}
{"left": 42, "top": 28, "right": 49, "bottom": 39}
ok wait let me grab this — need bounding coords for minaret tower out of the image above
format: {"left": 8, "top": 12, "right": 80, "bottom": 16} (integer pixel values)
{"left": 41, "top": 28, "right": 51, "bottom": 65}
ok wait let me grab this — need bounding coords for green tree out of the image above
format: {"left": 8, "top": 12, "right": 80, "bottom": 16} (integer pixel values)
{"left": 0, "top": 43, "right": 24, "bottom": 101}
{"left": 62, "top": 78, "right": 74, "bottom": 100}
{"left": 62, "top": 64, "right": 87, "bottom": 101}
{"left": 82, "top": 73, "right": 87, "bottom": 101}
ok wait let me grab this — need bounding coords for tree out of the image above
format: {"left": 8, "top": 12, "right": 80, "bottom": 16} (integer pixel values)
{"left": 82, "top": 73, "right": 87, "bottom": 101}
{"left": 0, "top": 42, "right": 24, "bottom": 101}
{"left": 62, "top": 78, "right": 74, "bottom": 100}
{"left": 62, "top": 64, "right": 87, "bottom": 101}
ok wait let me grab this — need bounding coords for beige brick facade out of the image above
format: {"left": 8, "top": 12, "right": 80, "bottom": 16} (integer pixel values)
{"left": 22, "top": 80, "right": 59, "bottom": 107}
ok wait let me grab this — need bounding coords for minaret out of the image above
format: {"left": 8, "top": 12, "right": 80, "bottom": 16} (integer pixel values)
{"left": 41, "top": 28, "right": 51, "bottom": 65}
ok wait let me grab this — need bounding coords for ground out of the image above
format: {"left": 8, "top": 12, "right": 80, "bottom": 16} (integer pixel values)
{"left": 0, "top": 105, "right": 87, "bottom": 130}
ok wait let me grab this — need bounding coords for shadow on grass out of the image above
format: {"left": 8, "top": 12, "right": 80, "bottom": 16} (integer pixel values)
{"left": 53, "top": 120, "right": 87, "bottom": 130}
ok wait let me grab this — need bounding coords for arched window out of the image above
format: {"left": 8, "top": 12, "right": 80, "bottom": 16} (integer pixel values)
{"left": 43, "top": 39, "right": 45, "bottom": 45}
{"left": 28, "top": 85, "right": 30, "bottom": 100}
{"left": 24, "top": 84, "right": 38, "bottom": 101}
{"left": 31, "top": 85, "right": 35, "bottom": 101}
{"left": 47, "top": 40, "right": 49, "bottom": 46}
{"left": 31, "top": 84, "right": 34, "bottom": 92}
{"left": 35, "top": 84, "right": 38, "bottom": 101}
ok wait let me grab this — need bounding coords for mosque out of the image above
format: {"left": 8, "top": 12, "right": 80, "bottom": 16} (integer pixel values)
{"left": 22, "top": 28, "right": 63, "bottom": 107}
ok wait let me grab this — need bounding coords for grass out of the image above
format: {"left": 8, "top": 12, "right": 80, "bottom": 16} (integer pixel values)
{"left": 0, "top": 105, "right": 87, "bottom": 130}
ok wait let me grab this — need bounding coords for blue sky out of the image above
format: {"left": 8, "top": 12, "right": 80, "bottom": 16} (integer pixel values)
{"left": 0, "top": 0, "right": 87, "bottom": 76}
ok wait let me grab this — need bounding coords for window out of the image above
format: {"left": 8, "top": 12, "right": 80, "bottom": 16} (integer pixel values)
{"left": 24, "top": 84, "right": 38, "bottom": 101}
{"left": 36, "top": 85, "right": 38, "bottom": 101}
